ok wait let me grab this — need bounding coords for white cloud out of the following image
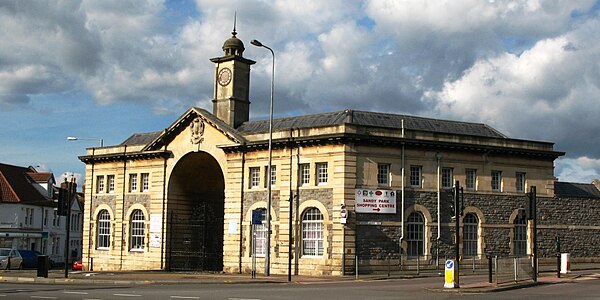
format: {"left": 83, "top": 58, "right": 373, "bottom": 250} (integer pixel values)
{"left": 556, "top": 157, "right": 600, "bottom": 183}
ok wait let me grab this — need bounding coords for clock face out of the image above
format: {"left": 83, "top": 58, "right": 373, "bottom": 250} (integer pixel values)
{"left": 218, "top": 67, "right": 232, "bottom": 86}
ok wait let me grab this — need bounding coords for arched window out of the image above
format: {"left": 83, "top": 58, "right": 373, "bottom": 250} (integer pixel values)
{"left": 302, "top": 207, "right": 324, "bottom": 256}
{"left": 514, "top": 213, "right": 527, "bottom": 256}
{"left": 253, "top": 208, "right": 267, "bottom": 256}
{"left": 407, "top": 212, "right": 425, "bottom": 256}
{"left": 129, "top": 209, "right": 145, "bottom": 250}
{"left": 463, "top": 213, "right": 479, "bottom": 257}
{"left": 96, "top": 210, "right": 111, "bottom": 249}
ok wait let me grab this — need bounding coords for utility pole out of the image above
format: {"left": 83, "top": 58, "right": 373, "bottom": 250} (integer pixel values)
{"left": 453, "top": 180, "right": 463, "bottom": 288}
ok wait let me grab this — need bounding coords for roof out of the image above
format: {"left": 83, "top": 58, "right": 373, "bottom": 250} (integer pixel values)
{"left": 0, "top": 163, "right": 54, "bottom": 205}
{"left": 236, "top": 109, "right": 507, "bottom": 138}
{"left": 554, "top": 182, "right": 600, "bottom": 198}
{"left": 121, "top": 131, "right": 162, "bottom": 146}
{"left": 27, "top": 172, "right": 54, "bottom": 183}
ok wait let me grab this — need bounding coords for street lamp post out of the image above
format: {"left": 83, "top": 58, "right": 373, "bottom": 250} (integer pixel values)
{"left": 251, "top": 39, "right": 275, "bottom": 277}
{"left": 67, "top": 136, "right": 104, "bottom": 147}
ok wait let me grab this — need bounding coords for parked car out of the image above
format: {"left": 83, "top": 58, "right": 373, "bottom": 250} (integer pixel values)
{"left": 72, "top": 260, "right": 83, "bottom": 271}
{"left": 0, "top": 248, "right": 23, "bottom": 270}
{"left": 17, "top": 250, "right": 54, "bottom": 269}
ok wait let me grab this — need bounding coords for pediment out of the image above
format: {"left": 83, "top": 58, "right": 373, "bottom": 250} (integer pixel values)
{"left": 143, "top": 107, "right": 247, "bottom": 151}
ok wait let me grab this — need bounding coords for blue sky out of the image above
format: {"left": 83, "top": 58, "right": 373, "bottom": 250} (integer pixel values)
{"left": 1, "top": 0, "right": 600, "bottom": 188}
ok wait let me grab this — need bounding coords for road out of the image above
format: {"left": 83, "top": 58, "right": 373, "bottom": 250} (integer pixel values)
{"left": 0, "top": 275, "right": 599, "bottom": 299}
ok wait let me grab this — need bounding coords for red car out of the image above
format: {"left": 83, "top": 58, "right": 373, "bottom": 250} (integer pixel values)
{"left": 72, "top": 260, "right": 83, "bottom": 271}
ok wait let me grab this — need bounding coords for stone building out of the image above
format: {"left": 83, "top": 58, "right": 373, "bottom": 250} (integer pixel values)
{"left": 79, "top": 30, "right": 599, "bottom": 275}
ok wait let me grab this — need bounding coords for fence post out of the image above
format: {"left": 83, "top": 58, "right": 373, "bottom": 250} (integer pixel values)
{"left": 488, "top": 255, "right": 492, "bottom": 283}
{"left": 514, "top": 257, "right": 518, "bottom": 282}
{"left": 494, "top": 256, "right": 498, "bottom": 285}
{"left": 387, "top": 255, "right": 391, "bottom": 278}
{"left": 355, "top": 254, "right": 359, "bottom": 280}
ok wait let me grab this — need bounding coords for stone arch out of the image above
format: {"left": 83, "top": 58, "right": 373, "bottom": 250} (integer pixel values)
{"left": 166, "top": 151, "right": 225, "bottom": 271}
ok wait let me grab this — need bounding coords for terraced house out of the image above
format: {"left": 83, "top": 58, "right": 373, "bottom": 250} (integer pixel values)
{"left": 79, "top": 30, "right": 600, "bottom": 275}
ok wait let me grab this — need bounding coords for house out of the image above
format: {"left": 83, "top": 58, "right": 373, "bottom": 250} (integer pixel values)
{"left": 0, "top": 163, "right": 83, "bottom": 265}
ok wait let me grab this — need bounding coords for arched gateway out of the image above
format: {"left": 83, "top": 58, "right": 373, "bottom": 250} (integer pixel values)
{"left": 167, "top": 152, "right": 224, "bottom": 271}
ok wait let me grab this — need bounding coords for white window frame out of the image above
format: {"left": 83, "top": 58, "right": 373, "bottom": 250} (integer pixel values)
{"left": 466, "top": 169, "right": 477, "bottom": 191}
{"left": 491, "top": 170, "right": 502, "bottom": 192}
{"left": 96, "top": 175, "right": 104, "bottom": 194}
{"left": 249, "top": 167, "right": 260, "bottom": 189}
{"left": 377, "top": 163, "right": 390, "bottom": 187}
{"left": 129, "top": 209, "right": 145, "bottom": 251}
{"left": 463, "top": 213, "right": 479, "bottom": 257}
{"left": 253, "top": 208, "right": 267, "bottom": 257}
{"left": 264, "top": 165, "right": 276, "bottom": 187}
{"left": 107, "top": 175, "right": 115, "bottom": 193}
{"left": 141, "top": 173, "right": 149, "bottom": 192}
{"left": 97, "top": 210, "right": 111, "bottom": 249}
{"left": 129, "top": 173, "right": 138, "bottom": 193}
{"left": 302, "top": 208, "right": 324, "bottom": 257}
{"left": 299, "top": 164, "right": 310, "bottom": 186}
{"left": 516, "top": 172, "right": 526, "bottom": 193}
{"left": 441, "top": 167, "right": 453, "bottom": 189}
{"left": 410, "top": 166, "right": 422, "bottom": 188}
{"left": 316, "top": 163, "right": 328, "bottom": 185}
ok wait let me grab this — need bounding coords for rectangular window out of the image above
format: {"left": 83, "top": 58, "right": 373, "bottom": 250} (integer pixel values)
{"left": 316, "top": 163, "right": 328, "bottom": 185}
{"left": 491, "top": 170, "right": 502, "bottom": 192}
{"left": 25, "top": 208, "right": 30, "bottom": 225}
{"left": 107, "top": 175, "right": 115, "bottom": 193}
{"left": 29, "top": 208, "right": 34, "bottom": 225}
{"left": 264, "top": 166, "right": 276, "bottom": 187}
{"left": 441, "top": 167, "right": 453, "bottom": 189}
{"left": 516, "top": 172, "right": 526, "bottom": 193}
{"left": 377, "top": 164, "right": 390, "bottom": 187}
{"left": 141, "top": 173, "right": 149, "bottom": 192}
{"left": 299, "top": 164, "right": 310, "bottom": 186}
{"left": 129, "top": 174, "right": 138, "bottom": 193}
{"left": 43, "top": 209, "right": 48, "bottom": 226}
{"left": 410, "top": 166, "right": 422, "bottom": 187}
{"left": 466, "top": 169, "right": 477, "bottom": 191}
{"left": 249, "top": 167, "right": 260, "bottom": 188}
{"left": 96, "top": 175, "right": 104, "bottom": 193}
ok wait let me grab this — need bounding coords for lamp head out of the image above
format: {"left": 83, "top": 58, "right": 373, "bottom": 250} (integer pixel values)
{"left": 250, "top": 39, "right": 263, "bottom": 47}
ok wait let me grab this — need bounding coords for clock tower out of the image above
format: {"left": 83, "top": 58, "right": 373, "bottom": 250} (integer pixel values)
{"left": 210, "top": 28, "right": 255, "bottom": 128}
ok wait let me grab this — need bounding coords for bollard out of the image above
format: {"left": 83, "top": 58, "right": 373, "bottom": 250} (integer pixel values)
{"left": 416, "top": 256, "right": 420, "bottom": 275}
{"left": 494, "top": 256, "right": 498, "bottom": 285}
{"left": 472, "top": 257, "right": 476, "bottom": 273}
{"left": 387, "top": 256, "right": 391, "bottom": 278}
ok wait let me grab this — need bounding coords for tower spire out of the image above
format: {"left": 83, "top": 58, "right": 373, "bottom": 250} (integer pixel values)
{"left": 232, "top": 11, "right": 237, "bottom": 37}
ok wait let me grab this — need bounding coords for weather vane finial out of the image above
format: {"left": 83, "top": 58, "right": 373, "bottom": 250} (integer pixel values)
{"left": 232, "top": 11, "right": 237, "bottom": 37}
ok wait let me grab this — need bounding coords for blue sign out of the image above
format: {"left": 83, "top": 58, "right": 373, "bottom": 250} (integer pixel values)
{"left": 445, "top": 260, "right": 454, "bottom": 269}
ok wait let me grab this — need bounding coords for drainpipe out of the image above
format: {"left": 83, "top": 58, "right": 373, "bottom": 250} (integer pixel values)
{"left": 119, "top": 145, "right": 127, "bottom": 270}
{"left": 87, "top": 148, "right": 95, "bottom": 270}
{"left": 160, "top": 144, "right": 167, "bottom": 270}
{"left": 238, "top": 148, "right": 246, "bottom": 274}
{"left": 399, "top": 120, "right": 405, "bottom": 254}
{"left": 436, "top": 153, "right": 442, "bottom": 241}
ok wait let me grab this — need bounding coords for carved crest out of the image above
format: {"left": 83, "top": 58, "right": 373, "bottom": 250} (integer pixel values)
{"left": 190, "top": 117, "right": 205, "bottom": 145}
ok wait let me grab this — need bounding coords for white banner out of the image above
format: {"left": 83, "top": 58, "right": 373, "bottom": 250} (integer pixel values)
{"left": 355, "top": 189, "right": 397, "bottom": 214}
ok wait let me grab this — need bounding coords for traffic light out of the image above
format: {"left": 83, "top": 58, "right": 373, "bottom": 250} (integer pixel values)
{"left": 526, "top": 186, "right": 536, "bottom": 220}
{"left": 57, "top": 187, "right": 69, "bottom": 216}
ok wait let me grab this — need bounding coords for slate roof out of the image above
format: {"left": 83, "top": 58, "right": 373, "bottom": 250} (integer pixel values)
{"left": 554, "top": 182, "right": 600, "bottom": 198}
{"left": 121, "top": 131, "right": 162, "bottom": 146}
{"left": 0, "top": 163, "right": 54, "bottom": 205}
{"left": 236, "top": 109, "right": 507, "bottom": 138}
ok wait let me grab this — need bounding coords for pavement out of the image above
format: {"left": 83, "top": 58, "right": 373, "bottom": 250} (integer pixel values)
{"left": 1, "top": 267, "right": 599, "bottom": 293}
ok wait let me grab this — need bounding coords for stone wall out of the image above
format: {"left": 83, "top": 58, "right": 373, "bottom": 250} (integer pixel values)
{"left": 355, "top": 190, "right": 600, "bottom": 260}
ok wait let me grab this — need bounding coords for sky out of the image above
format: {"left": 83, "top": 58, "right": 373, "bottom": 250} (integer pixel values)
{"left": 1, "top": 0, "right": 600, "bottom": 188}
